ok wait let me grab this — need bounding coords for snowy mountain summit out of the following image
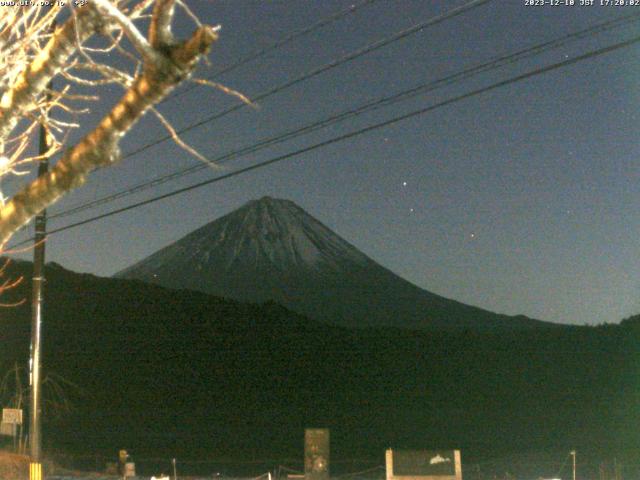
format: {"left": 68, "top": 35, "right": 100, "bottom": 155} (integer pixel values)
{"left": 190, "top": 195, "right": 372, "bottom": 272}
{"left": 119, "top": 196, "right": 371, "bottom": 276}
{"left": 116, "top": 197, "right": 551, "bottom": 330}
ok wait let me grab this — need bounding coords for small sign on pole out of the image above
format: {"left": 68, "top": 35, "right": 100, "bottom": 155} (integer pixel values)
{"left": 0, "top": 422, "right": 17, "bottom": 437}
{"left": 1, "top": 409, "right": 22, "bottom": 437}
{"left": 2, "top": 408, "right": 23, "bottom": 425}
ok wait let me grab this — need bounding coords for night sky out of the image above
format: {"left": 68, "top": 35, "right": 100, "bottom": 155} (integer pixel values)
{"left": 8, "top": 0, "right": 640, "bottom": 326}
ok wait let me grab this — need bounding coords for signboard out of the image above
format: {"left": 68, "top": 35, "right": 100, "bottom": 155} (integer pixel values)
{"left": 386, "top": 450, "right": 462, "bottom": 480}
{"left": 0, "top": 422, "right": 17, "bottom": 437}
{"left": 305, "top": 428, "right": 329, "bottom": 480}
{"left": 2, "top": 408, "right": 22, "bottom": 425}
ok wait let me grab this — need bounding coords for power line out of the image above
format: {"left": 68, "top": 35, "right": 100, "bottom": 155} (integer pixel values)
{"left": 49, "top": 11, "right": 640, "bottom": 221}
{"left": 10, "top": 33, "right": 639, "bottom": 249}
{"left": 121, "top": 0, "right": 493, "bottom": 159}
{"left": 33, "top": 0, "right": 488, "bottom": 175}
{"left": 17, "top": 0, "right": 380, "bottom": 192}
{"left": 163, "top": 0, "right": 381, "bottom": 104}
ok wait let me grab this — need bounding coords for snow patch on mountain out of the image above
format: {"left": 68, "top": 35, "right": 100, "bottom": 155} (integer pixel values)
{"left": 117, "top": 196, "right": 373, "bottom": 281}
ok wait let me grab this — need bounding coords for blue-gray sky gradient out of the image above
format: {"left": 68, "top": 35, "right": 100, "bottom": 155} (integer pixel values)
{"left": 9, "top": 0, "right": 640, "bottom": 325}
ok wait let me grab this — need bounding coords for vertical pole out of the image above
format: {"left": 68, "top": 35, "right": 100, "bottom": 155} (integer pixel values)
{"left": 571, "top": 450, "right": 576, "bottom": 480}
{"left": 29, "top": 107, "right": 49, "bottom": 464}
{"left": 29, "top": 33, "right": 55, "bottom": 462}
{"left": 29, "top": 8, "right": 57, "bottom": 468}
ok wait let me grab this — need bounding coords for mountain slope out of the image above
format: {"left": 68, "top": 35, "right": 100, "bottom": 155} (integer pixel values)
{"left": 116, "top": 197, "right": 552, "bottom": 330}
{"left": 0, "top": 260, "right": 636, "bottom": 474}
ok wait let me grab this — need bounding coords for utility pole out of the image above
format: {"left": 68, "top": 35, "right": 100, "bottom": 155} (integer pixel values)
{"left": 29, "top": 49, "right": 54, "bottom": 480}
{"left": 29, "top": 122, "right": 48, "bottom": 461}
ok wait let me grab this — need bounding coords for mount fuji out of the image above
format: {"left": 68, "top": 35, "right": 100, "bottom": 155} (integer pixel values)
{"left": 116, "top": 196, "right": 552, "bottom": 330}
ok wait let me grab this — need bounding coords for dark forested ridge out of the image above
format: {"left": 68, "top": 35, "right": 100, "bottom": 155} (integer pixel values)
{"left": 0, "top": 259, "right": 638, "bottom": 471}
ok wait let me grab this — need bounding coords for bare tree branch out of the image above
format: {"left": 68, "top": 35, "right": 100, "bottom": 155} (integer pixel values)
{"left": 149, "top": 0, "right": 176, "bottom": 48}
{"left": 92, "top": 0, "right": 159, "bottom": 64}
{"left": 0, "top": 5, "right": 101, "bottom": 144}
{"left": 0, "top": 3, "right": 220, "bottom": 247}
{"left": 0, "top": 14, "right": 218, "bottom": 245}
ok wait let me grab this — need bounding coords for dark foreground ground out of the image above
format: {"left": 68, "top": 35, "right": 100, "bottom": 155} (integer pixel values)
{"left": 4, "top": 452, "right": 637, "bottom": 480}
